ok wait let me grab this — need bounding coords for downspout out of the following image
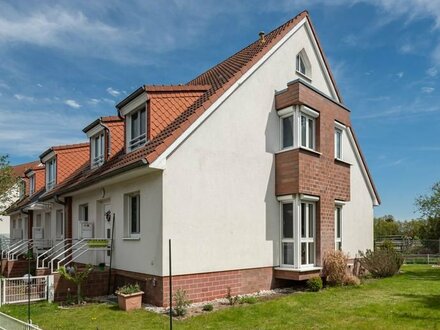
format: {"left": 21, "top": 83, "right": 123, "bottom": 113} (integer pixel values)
{"left": 54, "top": 195, "right": 66, "bottom": 206}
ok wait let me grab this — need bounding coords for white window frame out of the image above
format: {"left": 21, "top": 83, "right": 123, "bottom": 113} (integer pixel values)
{"left": 46, "top": 157, "right": 56, "bottom": 191}
{"left": 278, "top": 195, "right": 318, "bottom": 269}
{"left": 29, "top": 174, "right": 35, "bottom": 195}
{"left": 18, "top": 180, "right": 26, "bottom": 198}
{"left": 79, "top": 204, "right": 89, "bottom": 222}
{"left": 300, "top": 201, "right": 316, "bottom": 267}
{"left": 296, "top": 53, "right": 307, "bottom": 75}
{"left": 335, "top": 128, "right": 343, "bottom": 160}
{"left": 91, "top": 133, "right": 105, "bottom": 168}
{"left": 296, "top": 50, "right": 312, "bottom": 80}
{"left": 127, "top": 106, "right": 147, "bottom": 152}
{"left": 280, "top": 112, "right": 294, "bottom": 150}
{"left": 125, "top": 192, "right": 140, "bottom": 238}
{"left": 300, "top": 112, "right": 316, "bottom": 150}
{"left": 335, "top": 205, "right": 342, "bottom": 251}
{"left": 55, "top": 209, "right": 64, "bottom": 239}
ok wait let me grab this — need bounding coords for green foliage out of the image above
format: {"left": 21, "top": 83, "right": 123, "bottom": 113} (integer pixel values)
{"left": 58, "top": 264, "right": 94, "bottom": 304}
{"left": 225, "top": 287, "right": 238, "bottom": 305}
{"left": 116, "top": 283, "right": 142, "bottom": 295}
{"left": 202, "top": 304, "right": 214, "bottom": 312}
{"left": 374, "top": 215, "right": 400, "bottom": 239}
{"left": 415, "top": 182, "right": 440, "bottom": 219}
{"left": 0, "top": 155, "right": 18, "bottom": 211}
{"left": 173, "top": 288, "right": 190, "bottom": 317}
{"left": 306, "top": 277, "right": 323, "bottom": 292}
{"left": 238, "top": 296, "right": 258, "bottom": 304}
{"left": 359, "top": 248, "right": 403, "bottom": 278}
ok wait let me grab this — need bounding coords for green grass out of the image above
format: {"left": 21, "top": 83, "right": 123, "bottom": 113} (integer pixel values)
{"left": 1, "top": 265, "right": 440, "bottom": 329}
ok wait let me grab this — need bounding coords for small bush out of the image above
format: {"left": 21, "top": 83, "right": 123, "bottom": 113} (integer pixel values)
{"left": 306, "top": 277, "right": 323, "bottom": 292}
{"left": 173, "top": 288, "right": 190, "bottom": 317}
{"left": 226, "top": 287, "right": 239, "bottom": 305}
{"left": 238, "top": 296, "right": 258, "bottom": 304}
{"left": 323, "top": 250, "right": 361, "bottom": 286}
{"left": 359, "top": 248, "right": 404, "bottom": 278}
{"left": 202, "top": 304, "right": 214, "bottom": 311}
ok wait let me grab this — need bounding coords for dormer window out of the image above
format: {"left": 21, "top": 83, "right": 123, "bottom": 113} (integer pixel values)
{"left": 29, "top": 174, "right": 35, "bottom": 195}
{"left": 18, "top": 180, "right": 26, "bottom": 198}
{"left": 128, "top": 107, "right": 146, "bottom": 151}
{"left": 46, "top": 158, "right": 56, "bottom": 191}
{"left": 91, "top": 133, "right": 105, "bottom": 167}
{"left": 296, "top": 49, "right": 311, "bottom": 79}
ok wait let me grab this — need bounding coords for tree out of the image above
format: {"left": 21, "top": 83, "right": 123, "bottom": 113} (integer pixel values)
{"left": 399, "top": 219, "right": 425, "bottom": 239}
{"left": 415, "top": 182, "right": 440, "bottom": 218}
{"left": 0, "top": 154, "right": 18, "bottom": 211}
{"left": 374, "top": 215, "right": 400, "bottom": 238}
{"left": 58, "top": 264, "right": 94, "bottom": 304}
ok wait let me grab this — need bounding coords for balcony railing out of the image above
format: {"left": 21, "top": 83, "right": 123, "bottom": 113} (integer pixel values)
{"left": 129, "top": 133, "right": 146, "bottom": 151}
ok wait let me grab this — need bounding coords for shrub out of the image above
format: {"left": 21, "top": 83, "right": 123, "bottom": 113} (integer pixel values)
{"left": 226, "top": 287, "right": 238, "bottom": 305}
{"left": 58, "top": 264, "right": 94, "bottom": 304}
{"left": 202, "top": 303, "right": 214, "bottom": 311}
{"left": 238, "top": 296, "right": 258, "bottom": 304}
{"left": 306, "top": 277, "right": 323, "bottom": 292}
{"left": 359, "top": 248, "right": 404, "bottom": 278}
{"left": 116, "top": 283, "right": 142, "bottom": 295}
{"left": 323, "top": 250, "right": 361, "bottom": 286}
{"left": 173, "top": 288, "right": 190, "bottom": 317}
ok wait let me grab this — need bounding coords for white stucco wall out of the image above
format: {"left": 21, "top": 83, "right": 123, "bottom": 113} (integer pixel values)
{"left": 69, "top": 171, "right": 163, "bottom": 275}
{"left": 161, "top": 22, "right": 345, "bottom": 276}
{"left": 340, "top": 130, "right": 375, "bottom": 257}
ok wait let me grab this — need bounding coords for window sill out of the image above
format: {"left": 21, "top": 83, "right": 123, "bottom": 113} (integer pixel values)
{"left": 335, "top": 158, "right": 352, "bottom": 166}
{"left": 299, "top": 146, "right": 321, "bottom": 156}
{"left": 274, "top": 266, "right": 322, "bottom": 272}
{"left": 123, "top": 237, "right": 141, "bottom": 241}
{"left": 296, "top": 70, "right": 312, "bottom": 83}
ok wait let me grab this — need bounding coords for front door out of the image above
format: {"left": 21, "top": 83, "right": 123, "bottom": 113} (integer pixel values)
{"left": 103, "top": 204, "right": 112, "bottom": 265}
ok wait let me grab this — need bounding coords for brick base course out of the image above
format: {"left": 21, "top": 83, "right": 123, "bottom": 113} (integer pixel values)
{"left": 1, "top": 259, "right": 36, "bottom": 278}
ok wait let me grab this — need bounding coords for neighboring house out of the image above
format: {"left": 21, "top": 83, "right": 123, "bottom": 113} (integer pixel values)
{"left": 0, "top": 161, "right": 39, "bottom": 236}
{"left": 3, "top": 11, "right": 379, "bottom": 306}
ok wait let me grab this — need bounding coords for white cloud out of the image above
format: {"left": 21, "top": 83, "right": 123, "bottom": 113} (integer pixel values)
{"left": 36, "top": 83, "right": 43, "bottom": 87}
{"left": 427, "top": 66, "right": 438, "bottom": 77}
{"left": 106, "top": 87, "right": 120, "bottom": 97}
{"left": 399, "top": 44, "right": 414, "bottom": 54}
{"left": 396, "top": 72, "right": 404, "bottom": 78}
{"left": 14, "top": 94, "right": 35, "bottom": 102}
{"left": 421, "top": 86, "right": 435, "bottom": 93}
{"left": 64, "top": 99, "right": 81, "bottom": 108}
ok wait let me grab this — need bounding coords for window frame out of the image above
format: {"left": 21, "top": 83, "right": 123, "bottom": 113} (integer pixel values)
{"left": 91, "top": 132, "right": 105, "bottom": 168}
{"left": 300, "top": 201, "right": 316, "bottom": 267}
{"left": 300, "top": 112, "right": 316, "bottom": 150}
{"left": 46, "top": 157, "right": 56, "bottom": 191}
{"left": 281, "top": 202, "right": 295, "bottom": 267}
{"left": 335, "top": 128, "right": 343, "bottom": 160}
{"left": 335, "top": 205, "right": 342, "bottom": 251}
{"left": 79, "top": 204, "right": 89, "bottom": 222}
{"left": 55, "top": 209, "right": 64, "bottom": 239}
{"left": 280, "top": 113, "right": 294, "bottom": 150}
{"left": 125, "top": 192, "right": 141, "bottom": 238}
{"left": 296, "top": 53, "right": 307, "bottom": 75}
{"left": 127, "top": 106, "right": 147, "bottom": 152}
{"left": 29, "top": 174, "right": 35, "bottom": 196}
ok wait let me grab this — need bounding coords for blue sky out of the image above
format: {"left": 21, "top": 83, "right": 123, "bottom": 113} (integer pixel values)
{"left": 0, "top": 0, "right": 439, "bottom": 220}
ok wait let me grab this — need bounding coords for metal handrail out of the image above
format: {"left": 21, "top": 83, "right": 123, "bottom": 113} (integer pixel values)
{"left": 37, "top": 239, "right": 73, "bottom": 269}
{"left": 1, "top": 239, "right": 22, "bottom": 258}
{"left": 50, "top": 238, "right": 87, "bottom": 273}
{"left": 8, "top": 239, "right": 33, "bottom": 260}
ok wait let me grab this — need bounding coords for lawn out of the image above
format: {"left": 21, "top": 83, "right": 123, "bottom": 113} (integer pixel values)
{"left": 1, "top": 265, "right": 440, "bottom": 329}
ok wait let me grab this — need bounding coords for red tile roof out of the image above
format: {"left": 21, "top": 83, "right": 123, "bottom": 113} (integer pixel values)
{"left": 43, "top": 10, "right": 352, "bottom": 199}
{"left": 12, "top": 161, "right": 39, "bottom": 178}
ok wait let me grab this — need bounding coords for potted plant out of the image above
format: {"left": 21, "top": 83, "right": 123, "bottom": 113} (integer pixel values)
{"left": 115, "top": 283, "right": 144, "bottom": 311}
{"left": 98, "top": 262, "right": 106, "bottom": 271}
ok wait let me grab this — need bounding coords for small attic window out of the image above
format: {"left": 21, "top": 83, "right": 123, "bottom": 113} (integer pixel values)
{"left": 296, "top": 50, "right": 311, "bottom": 79}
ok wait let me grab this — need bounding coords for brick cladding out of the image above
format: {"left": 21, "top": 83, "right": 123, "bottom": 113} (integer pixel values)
{"left": 275, "top": 81, "right": 351, "bottom": 265}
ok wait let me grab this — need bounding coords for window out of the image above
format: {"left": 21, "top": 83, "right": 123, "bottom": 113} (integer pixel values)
{"left": 56, "top": 210, "right": 64, "bottom": 239}
{"left": 335, "top": 128, "right": 342, "bottom": 159}
{"left": 281, "top": 203, "right": 294, "bottom": 265}
{"left": 296, "top": 53, "right": 307, "bottom": 75}
{"left": 18, "top": 180, "right": 26, "bottom": 198}
{"left": 300, "top": 113, "right": 315, "bottom": 150}
{"left": 125, "top": 193, "right": 140, "bottom": 237}
{"left": 46, "top": 158, "right": 56, "bottom": 191}
{"left": 300, "top": 202, "right": 315, "bottom": 266}
{"left": 335, "top": 206, "right": 342, "bottom": 250}
{"left": 281, "top": 115, "right": 294, "bottom": 149}
{"left": 91, "top": 133, "right": 105, "bottom": 167}
{"left": 29, "top": 174, "right": 35, "bottom": 195}
{"left": 79, "top": 204, "right": 89, "bottom": 222}
{"left": 128, "top": 107, "right": 146, "bottom": 151}
{"left": 35, "top": 214, "right": 42, "bottom": 227}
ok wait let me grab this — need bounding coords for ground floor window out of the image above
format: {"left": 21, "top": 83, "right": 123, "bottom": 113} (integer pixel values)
{"left": 125, "top": 192, "right": 140, "bottom": 237}
{"left": 335, "top": 206, "right": 342, "bottom": 250}
{"left": 56, "top": 210, "right": 64, "bottom": 239}
{"left": 280, "top": 196, "right": 317, "bottom": 268}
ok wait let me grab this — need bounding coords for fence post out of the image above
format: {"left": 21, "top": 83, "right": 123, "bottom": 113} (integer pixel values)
{"left": 428, "top": 254, "right": 430, "bottom": 265}
{"left": 47, "top": 275, "right": 54, "bottom": 303}
{"left": 0, "top": 278, "right": 2, "bottom": 307}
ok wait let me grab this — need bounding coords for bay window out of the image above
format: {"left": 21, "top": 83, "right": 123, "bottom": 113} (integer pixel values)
{"left": 300, "top": 113, "right": 315, "bottom": 150}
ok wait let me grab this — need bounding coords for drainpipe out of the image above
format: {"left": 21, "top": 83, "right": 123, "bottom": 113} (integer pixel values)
{"left": 54, "top": 195, "right": 66, "bottom": 206}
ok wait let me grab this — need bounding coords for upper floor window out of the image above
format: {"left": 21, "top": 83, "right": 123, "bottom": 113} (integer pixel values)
{"left": 335, "top": 128, "right": 343, "bottom": 159}
{"left": 79, "top": 204, "right": 89, "bottom": 222}
{"left": 281, "top": 115, "right": 294, "bottom": 149}
{"left": 46, "top": 158, "right": 56, "bottom": 191}
{"left": 18, "top": 180, "right": 26, "bottom": 198}
{"left": 296, "top": 50, "right": 311, "bottom": 79}
{"left": 91, "top": 133, "right": 105, "bottom": 167}
{"left": 128, "top": 107, "right": 146, "bottom": 151}
{"left": 300, "top": 113, "right": 315, "bottom": 150}
{"left": 29, "top": 174, "right": 35, "bottom": 195}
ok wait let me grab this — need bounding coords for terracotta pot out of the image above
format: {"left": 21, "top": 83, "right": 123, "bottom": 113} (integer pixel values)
{"left": 117, "top": 291, "right": 144, "bottom": 311}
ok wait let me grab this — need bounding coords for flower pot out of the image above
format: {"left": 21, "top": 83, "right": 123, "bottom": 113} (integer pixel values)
{"left": 117, "top": 291, "right": 144, "bottom": 311}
